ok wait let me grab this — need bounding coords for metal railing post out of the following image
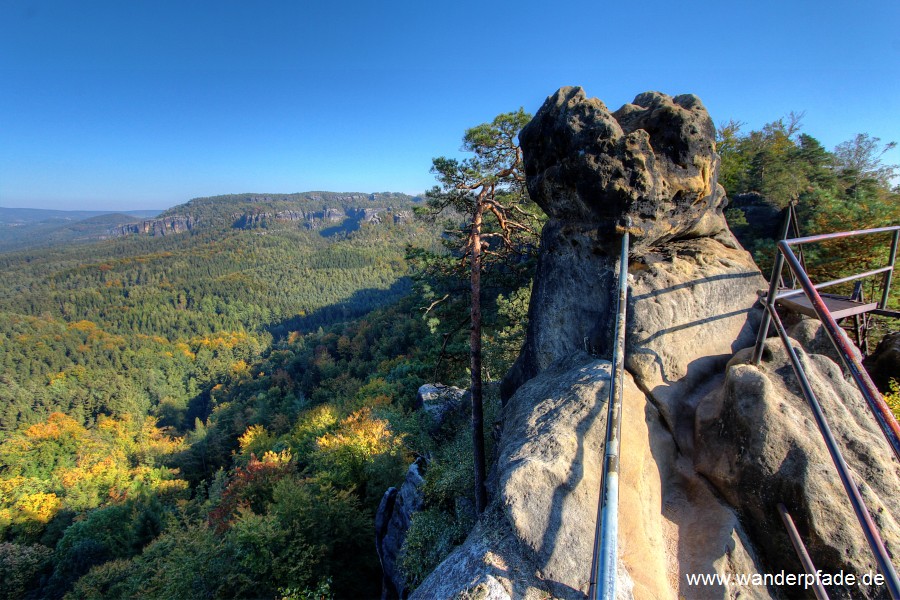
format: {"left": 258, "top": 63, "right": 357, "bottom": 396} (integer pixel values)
{"left": 750, "top": 225, "right": 900, "bottom": 598}
{"left": 881, "top": 229, "right": 899, "bottom": 310}
{"left": 589, "top": 227, "right": 629, "bottom": 600}
{"left": 778, "top": 503, "right": 830, "bottom": 600}
{"left": 752, "top": 251, "right": 785, "bottom": 365}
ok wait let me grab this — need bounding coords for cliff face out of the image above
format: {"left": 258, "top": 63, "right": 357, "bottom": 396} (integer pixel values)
{"left": 413, "top": 88, "right": 900, "bottom": 599}
{"left": 110, "top": 192, "right": 418, "bottom": 238}
{"left": 113, "top": 215, "right": 197, "bottom": 236}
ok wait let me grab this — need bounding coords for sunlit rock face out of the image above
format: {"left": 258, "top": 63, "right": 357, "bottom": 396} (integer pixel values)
{"left": 519, "top": 86, "right": 728, "bottom": 254}
{"left": 502, "top": 87, "right": 760, "bottom": 404}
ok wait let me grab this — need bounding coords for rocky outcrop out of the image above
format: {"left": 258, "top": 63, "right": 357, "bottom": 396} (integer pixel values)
{"left": 519, "top": 87, "right": 728, "bottom": 255}
{"left": 414, "top": 384, "right": 468, "bottom": 434}
{"left": 113, "top": 192, "right": 420, "bottom": 237}
{"left": 361, "top": 208, "right": 384, "bottom": 224}
{"left": 414, "top": 354, "right": 765, "bottom": 599}
{"left": 232, "top": 210, "right": 305, "bottom": 228}
{"left": 393, "top": 210, "right": 413, "bottom": 225}
{"left": 503, "top": 87, "right": 763, "bottom": 405}
{"left": 417, "top": 88, "right": 771, "bottom": 599}
{"left": 415, "top": 86, "right": 899, "bottom": 600}
{"left": 112, "top": 215, "right": 197, "bottom": 236}
{"left": 376, "top": 457, "right": 428, "bottom": 599}
{"left": 864, "top": 331, "right": 900, "bottom": 392}
{"left": 696, "top": 337, "right": 900, "bottom": 599}
{"left": 625, "top": 237, "right": 764, "bottom": 447}
{"left": 231, "top": 206, "right": 406, "bottom": 231}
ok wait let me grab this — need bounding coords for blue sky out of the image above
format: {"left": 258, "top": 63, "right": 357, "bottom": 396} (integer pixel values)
{"left": 1, "top": 0, "right": 898, "bottom": 211}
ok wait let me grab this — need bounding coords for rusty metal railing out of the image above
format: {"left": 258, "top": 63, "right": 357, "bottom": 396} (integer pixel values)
{"left": 752, "top": 225, "right": 900, "bottom": 599}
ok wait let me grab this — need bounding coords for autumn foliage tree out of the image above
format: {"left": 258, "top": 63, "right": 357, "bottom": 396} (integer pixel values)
{"left": 422, "top": 110, "right": 540, "bottom": 513}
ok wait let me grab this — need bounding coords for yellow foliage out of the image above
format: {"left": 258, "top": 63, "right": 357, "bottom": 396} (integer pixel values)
{"left": 152, "top": 478, "right": 190, "bottom": 496}
{"left": 239, "top": 425, "right": 269, "bottom": 453}
{"left": 15, "top": 492, "right": 60, "bottom": 524}
{"left": 295, "top": 405, "right": 339, "bottom": 436}
{"left": 138, "top": 416, "right": 185, "bottom": 457}
{"left": 191, "top": 331, "right": 249, "bottom": 351}
{"left": 0, "top": 412, "right": 187, "bottom": 528}
{"left": 886, "top": 379, "right": 900, "bottom": 422}
{"left": 316, "top": 407, "right": 402, "bottom": 460}
{"left": 24, "top": 412, "right": 85, "bottom": 442}
{"left": 174, "top": 342, "right": 195, "bottom": 359}
{"left": 69, "top": 320, "right": 98, "bottom": 331}
{"left": 261, "top": 449, "right": 293, "bottom": 465}
{"left": 232, "top": 359, "right": 250, "bottom": 377}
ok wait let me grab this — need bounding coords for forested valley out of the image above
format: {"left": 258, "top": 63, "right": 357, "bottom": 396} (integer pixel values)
{"left": 0, "top": 114, "right": 898, "bottom": 599}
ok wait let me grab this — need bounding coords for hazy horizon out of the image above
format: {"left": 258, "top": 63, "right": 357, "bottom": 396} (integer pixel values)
{"left": 2, "top": 0, "right": 898, "bottom": 212}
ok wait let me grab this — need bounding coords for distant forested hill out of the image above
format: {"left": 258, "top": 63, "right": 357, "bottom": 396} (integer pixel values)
{"left": 0, "top": 191, "right": 466, "bottom": 598}
{"left": 0, "top": 207, "right": 162, "bottom": 252}
{"left": 0, "top": 192, "right": 433, "bottom": 436}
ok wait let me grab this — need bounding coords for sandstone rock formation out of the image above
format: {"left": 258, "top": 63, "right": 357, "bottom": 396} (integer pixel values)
{"left": 864, "top": 331, "right": 900, "bottom": 392}
{"left": 113, "top": 215, "right": 197, "bottom": 236}
{"left": 696, "top": 337, "right": 900, "bottom": 599}
{"left": 414, "top": 384, "right": 468, "bottom": 435}
{"left": 232, "top": 210, "right": 305, "bottom": 228}
{"left": 376, "top": 457, "right": 428, "bottom": 599}
{"left": 503, "top": 87, "right": 764, "bottom": 422}
{"left": 413, "top": 87, "right": 899, "bottom": 600}
{"left": 519, "top": 87, "right": 728, "bottom": 254}
{"left": 414, "top": 354, "right": 765, "bottom": 599}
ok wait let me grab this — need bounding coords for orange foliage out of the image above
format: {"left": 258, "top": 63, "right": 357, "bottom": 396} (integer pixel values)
{"left": 191, "top": 331, "right": 250, "bottom": 351}
{"left": 0, "top": 413, "right": 188, "bottom": 532}
{"left": 69, "top": 320, "right": 98, "bottom": 331}
{"left": 24, "top": 412, "right": 85, "bottom": 442}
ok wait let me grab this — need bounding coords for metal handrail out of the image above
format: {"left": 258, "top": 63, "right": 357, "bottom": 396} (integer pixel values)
{"left": 752, "top": 225, "right": 900, "bottom": 599}
{"left": 778, "top": 503, "right": 829, "bottom": 600}
{"left": 773, "top": 266, "right": 893, "bottom": 302}
{"left": 589, "top": 227, "right": 629, "bottom": 600}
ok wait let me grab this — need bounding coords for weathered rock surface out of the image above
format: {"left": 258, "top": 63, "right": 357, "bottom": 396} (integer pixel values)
{"left": 113, "top": 215, "right": 197, "bottom": 236}
{"left": 519, "top": 87, "right": 728, "bottom": 254}
{"left": 393, "top": 210, "right": 413, "bottom": 224}
{"left": 626, "top": 236, "right": 765, "bottom": 447}
{"left": 232, "top": 210, "right": 305, "bottom": 228}
{"left": 415, "top": 384, "right": 468, "bottom": 434}
{"left": 415, "top": 354, "right": 765, "bottom": 599}
{"left": 376, "top": 457, "right": 428, "bottom": 599}
{"left": 864, "top": 331, "right": 900, "bottom": 392}
{"left": 504, "top": 87, "right": 763, "bottom": 407}
{"left": 414, "top": 86, "right": 900, "bottom": 600}
{"left": 695, "top": 340, "right": 900, "bottom": 599}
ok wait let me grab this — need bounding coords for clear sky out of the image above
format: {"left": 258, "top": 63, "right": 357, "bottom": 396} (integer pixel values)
{"left": 1, "top": 0, "right": 898, "bottom": 211}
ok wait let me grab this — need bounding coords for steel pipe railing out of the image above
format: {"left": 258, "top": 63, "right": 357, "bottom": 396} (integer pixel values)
{"left": 775, "top": 242, "right": 900, "bottom": 463}
{"left": 882, "top": 230, "right": 900, "bottom": 309}
{"left": 773, "top": 266, "right": 893, "bottom": 302}
{"left": 589, "top": 227, "right": 629, "bottom": 600}
{"left": 752, "top": 225, "right": 900, "bottom": 599}
{"left": 778, "top": 503, "right": 830, "bottom": 600}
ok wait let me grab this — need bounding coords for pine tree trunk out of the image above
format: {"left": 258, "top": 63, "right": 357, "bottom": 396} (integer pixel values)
{"left": 470, "top": 203, "right": 487, "bottom": 513}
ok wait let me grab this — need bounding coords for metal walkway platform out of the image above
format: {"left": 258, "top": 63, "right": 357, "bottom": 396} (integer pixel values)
{"left": 777, "top": 292, "right": 879, "bottom": 320}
